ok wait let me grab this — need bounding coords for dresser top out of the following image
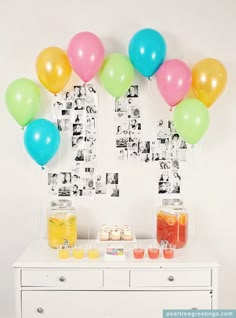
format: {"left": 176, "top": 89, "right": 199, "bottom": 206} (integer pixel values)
{"left": 13, "top": 239, "right": 219, "bottom": 269}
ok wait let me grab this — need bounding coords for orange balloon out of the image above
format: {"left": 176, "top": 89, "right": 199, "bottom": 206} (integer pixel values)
{"left": 36, "top": 47, "right": 72, "bottom": 94}
{"left": 192, "top": 58, "right": 227, "bottom": 108}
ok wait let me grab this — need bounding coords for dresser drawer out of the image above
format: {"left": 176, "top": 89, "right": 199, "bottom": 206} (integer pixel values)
{"left": 130, "top": 269, "right": 211, "bottom": 287}
{"left": 21, "top": 269, "right": 103, "bottom": 289}
{"left": 104, "top": 270, "right": 129, "bottom": 289}
{"left": 22, "top": 290, "right": 212, "bottom": 318}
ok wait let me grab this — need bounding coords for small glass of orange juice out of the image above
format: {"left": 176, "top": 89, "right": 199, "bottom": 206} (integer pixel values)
{"left": 88, "top": 244, "right": 100, "bottom": 259}
{"left": 57, "top": 245, "right": 70, "bottom": 259}
{"left": 72, "top": 245, "right": 85, "bottom": 259}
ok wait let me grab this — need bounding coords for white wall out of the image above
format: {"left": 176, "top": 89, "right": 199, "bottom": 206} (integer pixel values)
{"left": 1, "top": 0, "right": 236, "bottom": 316}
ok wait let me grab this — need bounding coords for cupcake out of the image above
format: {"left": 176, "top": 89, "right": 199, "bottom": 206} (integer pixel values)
{"left": 111, "top": 229, "right": 121, "bottom": 241}
{"left": 99, "top": 229, "right": 110, "bottom": 241}
{"left": 122, "top": 227, "right": 133, "bottom": 241}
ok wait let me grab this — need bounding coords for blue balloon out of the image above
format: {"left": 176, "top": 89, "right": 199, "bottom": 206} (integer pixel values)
{"left": 128, "top": 28, "right": 167, "bottom": 78}
{"left": 24, "top": 119, "right": 60, "bottom": 167}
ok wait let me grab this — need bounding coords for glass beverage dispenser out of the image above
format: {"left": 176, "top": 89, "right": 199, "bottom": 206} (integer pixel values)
{"left": 47, "top": 200, "right": 77, "bottom": 248}
{"left": 156, "top": 199, "right": 188, "bottom": 248}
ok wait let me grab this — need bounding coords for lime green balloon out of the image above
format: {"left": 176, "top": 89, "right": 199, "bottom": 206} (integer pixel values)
{"left": 99, "top": 53, "right": 134, "bottom": 99}
{"left": 173, "top": 98, "right": 210, "bottom": 145}
{"left": 5, "top": 78, "right": 41, "bottom": 127}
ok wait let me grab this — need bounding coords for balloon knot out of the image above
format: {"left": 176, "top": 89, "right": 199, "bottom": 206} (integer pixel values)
{"left": 21, "top": 126, "right": 25, "bottom": 131}
{"left": 148, "top": 77, "right": 152, "bottom": 81}
{"left": 41, "top": 166, "right": 45, "bottom": 170}
{"left": 169, "top": 106, "right": 173, "bottom": 112}
{"left": 54, "top": 94, "right": 57, "bottom": 97}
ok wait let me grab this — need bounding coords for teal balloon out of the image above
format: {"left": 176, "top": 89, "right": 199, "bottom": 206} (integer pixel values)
{"left": 173, "top": 98, "right": 210, "bottom": 145}
{"left": 5, "top": 78, "right": 41, "bottom": 127}
{"left": 128, "top": 28, "right": 167, "bottom": 78}
{"left": 24, "top": 119, "right": 60, "bottom": 167}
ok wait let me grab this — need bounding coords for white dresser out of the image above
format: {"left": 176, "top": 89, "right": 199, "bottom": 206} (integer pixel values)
{"left": 13, "top": 240, "right": 219, "bottom": 318}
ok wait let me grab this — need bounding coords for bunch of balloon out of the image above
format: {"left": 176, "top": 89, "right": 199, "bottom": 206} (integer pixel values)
{"left": 99, "top": 53, "right": 135, "bottom": 99}
{"left": 128, "top": 28, "right": 167, "bottom": 79}
{"left": 173, "top": 58, "right": 227, "bottom": 145}
{"left": 67, "top": 31, "right": 105, "bottom": 83}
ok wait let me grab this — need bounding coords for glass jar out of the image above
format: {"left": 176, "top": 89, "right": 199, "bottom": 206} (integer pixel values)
{"left": 156, "top": 199, "right": 188, "bottom": 248}
{"left": 47, "top": 200, "right": 77, "bottom": 248}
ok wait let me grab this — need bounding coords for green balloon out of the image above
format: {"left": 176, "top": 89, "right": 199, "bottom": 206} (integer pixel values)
{"left": 99, "top": 53, "right": 134, "bottom": 99}
{"left": 173, "top": 98, "right": 210, "bottom": 145}
{"left": 5, "top": 78, "right": 41, "bottom": 127}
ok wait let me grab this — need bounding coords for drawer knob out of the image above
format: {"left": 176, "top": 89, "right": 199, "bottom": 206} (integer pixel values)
{"left": 37, "top": 307, "right": 44, "bottom": 314}
{"left": 168, "top": 275, "right": 175, "bottom": 282}
{"left": 59, "top": 276, "right": 66, "bottom": 282}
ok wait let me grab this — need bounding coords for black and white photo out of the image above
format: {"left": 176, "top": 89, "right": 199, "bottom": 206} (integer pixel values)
{"left": 138, "top": 141, "right": 150, "bottom": 154}
{"left": 60, "top": 172, "right": 72, "bottom": 185}
{"left": 95, "top": 175, "right": 107, "bottom": 195}
{"left": 106, "top": 173, "right": 118, "bottom": 185}
{"left": 126, "top": 85, "right": 138, "bottom": 98}
{"left": 158, "top": 182, "right": 170, "bottom": 194}
{"left": 58, "top": 186, "right": 71, "bottom": 197}
{"left": 107, "top": 184, "right": 120, "bottom": 197}
{"left": 48, "top": 173, "right": 58, "bottom": 186}
{"left": 72, "top": 136, "right": 85, "bottom": 149}
{"left": 73, "top": 123, "right": 84, "bottom": 136}
{"left": 57, "top": 118, "right": 70, "bottom": 131}
{"left": 83, "top": 177, "right": 95, "bottom": 191}
{"left": 74, "top": 149, "right": 85, "bottom": 161}
{"left": 115, "top": 98, "right": 127, "bottom": 112}
{"left": 141, "top": 153, "right": 151, "bottom": 163}
{"left": 116, "top": 147, "right": 128, "bottom": 160}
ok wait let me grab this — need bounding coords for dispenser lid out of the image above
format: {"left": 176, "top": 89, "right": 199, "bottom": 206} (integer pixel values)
{"left": 50, "top": 199, "right": 73, "bottom": 209}
{"left": 162, "top": 198, "right": 183, "bottom": 207}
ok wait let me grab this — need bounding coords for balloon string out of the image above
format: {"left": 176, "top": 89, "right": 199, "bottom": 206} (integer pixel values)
{"left": 39, "top": 164, "right": 45, "bottom": 240}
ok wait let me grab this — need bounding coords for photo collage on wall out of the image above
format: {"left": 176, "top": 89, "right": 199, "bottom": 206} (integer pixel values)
{"left": 114, "top": 85, "right": 187, "bottom": 194}
{"left": 48, "top": 84, "right": 119, "bottom": 199}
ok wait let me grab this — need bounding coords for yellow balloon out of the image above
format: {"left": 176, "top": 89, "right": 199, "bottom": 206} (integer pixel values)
{"left": 36, "top": 47, "right": 72, "bottom": 94}
{"left": 192, "top": 58, "right": 227, "bottom": 108}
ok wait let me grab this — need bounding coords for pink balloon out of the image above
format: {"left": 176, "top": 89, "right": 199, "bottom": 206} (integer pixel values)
{"left": 156, "top": 59, "right": 192, "bottom": 107}
{"left": 67, "top": 32, "right": 105, "bottom": 83}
